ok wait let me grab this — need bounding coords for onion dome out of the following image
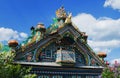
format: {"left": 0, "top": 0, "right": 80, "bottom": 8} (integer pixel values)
{"left": 8, "top": 40, "right": 18, "bottom": 47}
{"left": 36, "top": 23, "right": 46, "bottom": 32}
{"left": 97, "top": 52, "right": 107, "bottom": 58}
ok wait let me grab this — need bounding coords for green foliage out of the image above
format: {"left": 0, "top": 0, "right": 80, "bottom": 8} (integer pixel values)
{"left": 0, "top": 51, "right": 37, "bottom": 78}
{"left": 102, "top": 66, "right": 120, "bottom": 78}
{"left": 114, "top": 66, "right": 120, "bottom": 78}
{"left": 0, "top": 43, "right": 10, "bottom": 52}
{"left": 102, "top": 67, "right": 114, "bottom": 78}
{"left": 118, "top": 66, "right": 120, "bottom": 78}
{"left": 23, "top": 74, "right": 37, "bottom": 78}
{"left": 0, "top": 43, "right": 2, "bottom": 50}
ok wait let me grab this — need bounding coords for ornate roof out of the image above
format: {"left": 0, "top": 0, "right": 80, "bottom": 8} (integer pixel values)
{"left": 11, "top": 7, "right": 106, "bottom": 67}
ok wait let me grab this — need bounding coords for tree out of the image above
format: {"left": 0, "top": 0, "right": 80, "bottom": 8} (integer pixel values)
{"left": 113, "top": 65, "right": 120, "bottom": 78}
{"left": 102, "top": 67, "right": 114, "bottom": 78}
{"left": 0, "top": 43, "right": 2, "bottom": 50}
{"left": 0, "top": 44, "right": 37, "bottom": 78}
{"left": 0, "top": 43, "right": 10, "bottom": 52}
{"left": 102, "top": 65, "right": 120, "bottom": 78}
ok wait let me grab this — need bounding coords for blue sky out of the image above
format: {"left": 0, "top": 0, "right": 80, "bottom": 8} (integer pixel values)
{"left": 0, "top": 0, "right": 120, "bottom": 64}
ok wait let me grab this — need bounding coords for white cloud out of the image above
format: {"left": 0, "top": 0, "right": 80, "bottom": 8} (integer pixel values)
{"left": 104, "top": 0, "right": 120, "bottom": 11}
{"left": 0, "top": 27, "right": 28, "bottom": 42}
{"left": 88, "top": 40, "right": 120, "bottom": 48}
{"left": 110, "top": 58, "right": 120, "bottom": 65}
{"left": 20, "top": 32, "right": 28, "bottom": 39}
{"left": 72, "top": 13, "right": 120, "bottom": 54}
{"left": 88, "top": 40, "right": 120, "bottom": 53}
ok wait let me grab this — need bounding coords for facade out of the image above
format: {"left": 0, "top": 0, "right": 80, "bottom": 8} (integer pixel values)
{"left": 9, "top": 7, "right": 106, "bottom": 78}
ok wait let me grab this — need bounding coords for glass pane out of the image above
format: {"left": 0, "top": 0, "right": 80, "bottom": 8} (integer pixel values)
{"left": 52, "top": 75, "right": 63, "bottom": 78}
{"left": 77, "top": 76, "right": 81, "bottom": 78}
{"left": 38, "top": 75, "right": 43, "bottom": 78}
{"left": 46, "top": 50, "right": 51, "bottom": 58}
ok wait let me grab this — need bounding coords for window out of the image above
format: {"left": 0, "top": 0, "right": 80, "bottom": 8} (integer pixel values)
{"left": 46, "top": 49, "right": 52, "bottom": 58}
{"left": 52, "top": 75, "right": 63, "bottom": 78}
{"left": 38, "top": 75, "right": 49, "bottom": 78}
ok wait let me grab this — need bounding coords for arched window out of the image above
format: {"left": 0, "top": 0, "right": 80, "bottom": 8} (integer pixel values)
{"left": 75, "top": 49, "right": 86, "bottom": 65}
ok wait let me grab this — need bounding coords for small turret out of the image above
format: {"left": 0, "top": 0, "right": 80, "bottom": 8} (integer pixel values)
{"left": 83, "top": 34, "right": 88, "bottom": 42}
{"left": 8, "top": 40, "right": 18, "bottom": 52}
{"left": 36, "top": 23, "right": 46, "bottom": 32}
{"left": 8, "top": 40, "right": 18, "bottom": 47}
{"left": 97, "top": 52, "right": 107, "bottom": 58}
{"left": 35, "top": 23, "right": 46, "bottom": 41}
{"left": 81, "top": 32, "right": 88, "bottom": 42}
{"left": 97, "top": 52, "right": 107, "bottom": 62}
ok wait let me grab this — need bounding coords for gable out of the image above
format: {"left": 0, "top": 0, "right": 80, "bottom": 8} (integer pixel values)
{"left": 15, "top": 24, "right": 105, "bottom": 67}
{"left": 14, "top": 7, "right": 105, "bottom": 67}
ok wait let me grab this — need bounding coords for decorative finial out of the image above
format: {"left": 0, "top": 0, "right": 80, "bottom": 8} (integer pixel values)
{"left": 65, "top": 13, "right": 72, "bottom": 24}
{"left": 56, "top": 6, "right": 67, "bottom": 18}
